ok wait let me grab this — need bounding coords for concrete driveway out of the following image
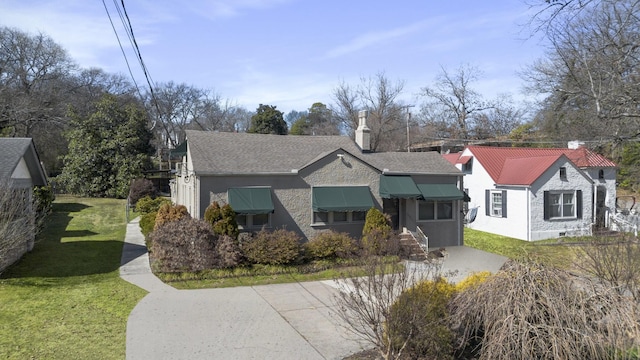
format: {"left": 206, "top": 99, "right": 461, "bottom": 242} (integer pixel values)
{"left": 120, "top": 219, "right": 507, "bottom": 360}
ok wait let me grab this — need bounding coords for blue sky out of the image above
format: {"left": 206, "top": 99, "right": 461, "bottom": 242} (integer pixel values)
{"left": 0, "top": 0, "right": 546, "bottom": 114}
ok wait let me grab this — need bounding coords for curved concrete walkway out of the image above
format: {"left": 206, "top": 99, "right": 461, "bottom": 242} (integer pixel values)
{"left": 119, "top": 218, "right": 368, "bottom": 360}
{"left": 120, "top": 219, "right": 508, "bottom": 359}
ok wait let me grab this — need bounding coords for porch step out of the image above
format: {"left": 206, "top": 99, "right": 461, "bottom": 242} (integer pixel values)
{"left": 399, "top": 233, "right": 428, "bottom": 261}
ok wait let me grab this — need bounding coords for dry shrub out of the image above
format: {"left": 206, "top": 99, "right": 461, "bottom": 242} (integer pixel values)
{"left": 242, "top": 228, "right": 301, "bottom": 265}
{"left": 128, "top": 178, "right": 157, "bottom": 207}
{"left": 215, "top": 234, "right": 243, "bottom": 268}
{"left": 150, "top": 218, "right": 217, "bottom": 272}
{"left": 449, "top": 260, "right": 640, "bottom": 360}
{"left": 305, "top": 230, "right": 358, "bottom": 260}
{"left": 154, "top": 203, "right": 190, "bottom": 230}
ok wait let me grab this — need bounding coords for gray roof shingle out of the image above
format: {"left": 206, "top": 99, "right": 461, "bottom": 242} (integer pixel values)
{"left": 0, "top": 138, "right": 33, "bottom": 182}
{"left": 185, "top": 130, "right": 460, "bottom": 176}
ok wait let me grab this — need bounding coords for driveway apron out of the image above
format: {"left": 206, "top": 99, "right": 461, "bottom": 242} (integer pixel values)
{"left": 120, "top": 218, "right": 507, "bottom": 359}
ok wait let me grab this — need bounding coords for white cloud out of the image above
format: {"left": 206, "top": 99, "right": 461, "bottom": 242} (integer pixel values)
{"left": 324, "top": 19, "right": 435, "bottom": 59}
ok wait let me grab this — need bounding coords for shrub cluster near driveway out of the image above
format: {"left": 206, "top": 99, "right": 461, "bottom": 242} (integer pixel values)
{"left": 0, "top": 196, "right": 147, "bottom": 360}
{"left": 144, "top": 206, "right": 403, "bottom": 285}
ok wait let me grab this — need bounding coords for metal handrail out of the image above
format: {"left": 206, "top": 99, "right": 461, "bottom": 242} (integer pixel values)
{"left": 416, "top": 226, "right": 429, "bottom": 251}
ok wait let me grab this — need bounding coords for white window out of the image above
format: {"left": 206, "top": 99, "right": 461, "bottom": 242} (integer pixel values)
{"left": 418, "top": 200, "right": 453, "bottom": 221}
{"left": 236, "top": 214, "right": 271, "bottom": 229}
{"left": 491, "top": 192, "right": 503, "bottom": 217}
{"left": 312, "top": 211, "right": 366, "bottom": 225}
{"left": 548, "top": 192, "right": 575, "bottom": 218}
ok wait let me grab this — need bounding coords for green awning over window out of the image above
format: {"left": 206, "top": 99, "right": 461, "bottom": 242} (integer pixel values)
{"left": 379, "top": 175, "right": 422, "bottom": 199}
{"left": 228, "top": 187, "right": 274, "bottom": 214}
{"left": 170, "top": 141, "right": 187, "bottom": 159}
{"left": 312, "top": 186, "right": 374, "bottom": 212}
{"left": 417, "top": 184, "right": 464, "bottom": 200}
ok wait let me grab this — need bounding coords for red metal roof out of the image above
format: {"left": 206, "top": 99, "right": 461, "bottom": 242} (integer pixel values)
{"left": 462, "top": 146, "right": 617, "bottom": 186}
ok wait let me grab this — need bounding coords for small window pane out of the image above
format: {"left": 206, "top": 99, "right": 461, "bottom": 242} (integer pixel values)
{"left": 236, "top": 214, "right": 247, "bottom": 226}
{"left": 491, "top": 192, "right": 502, "bottom": 217}
{"left": 550, "top": 193, "right": 562, "bottom": 218}
{"left": 352, "top": 211, "right": 366, "bottom": 222}
{"left": 253, "top": 213, "right": 269, "bottom": 226}
{"left": 418, "top": 201, "right": 435, "bottom": 220}
{"left": 333, "top": 211, "right": 348, "bottom": 222}
{"left": 314, "top": 212, "right": 328, "bottom": 223}
{"left": 437, "top": 201, "right": 453, "bottom": 219}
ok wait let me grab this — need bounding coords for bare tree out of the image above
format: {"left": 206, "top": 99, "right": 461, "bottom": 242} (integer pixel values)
{"left": 333, "top": 259, "right": 446, "bottom": 360}
{"left": 418, "top": 64, "right": 493, "bottom": 140}
{"left": 523, "top": 0, "right": 640, "bottom": 144}
{"left": 331, "top": 72, "right": 407, "bottom": 151}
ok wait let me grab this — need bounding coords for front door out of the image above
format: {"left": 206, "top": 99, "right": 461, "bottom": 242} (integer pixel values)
{"left": 383, "top": 198, "right": 399, "bottom": 231}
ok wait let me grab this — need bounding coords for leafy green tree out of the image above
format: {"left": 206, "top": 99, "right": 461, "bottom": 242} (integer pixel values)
{"left": 289, "top": 116, "right": 309, "bottom": 135}
{"left": 59, "top": 94, "right": 153, "bottom": 198}
{"left": 248, "top": 104, "right": 287, "bottom": 135}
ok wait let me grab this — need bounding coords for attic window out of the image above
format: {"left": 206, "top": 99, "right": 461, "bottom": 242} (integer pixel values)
{"left": 598, "top": 169, "right": 604, "bottom": 180}
{"left": 560, "top": 167, "right": 567, "bottom": 180}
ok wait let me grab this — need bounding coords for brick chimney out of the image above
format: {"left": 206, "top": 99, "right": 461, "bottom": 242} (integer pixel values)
{"left": 355, "top": 110, "right": 371, "bottom": 151}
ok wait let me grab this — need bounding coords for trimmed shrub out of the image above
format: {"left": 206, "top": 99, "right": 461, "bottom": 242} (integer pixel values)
{"left": 140, "top": 211, "right": 157, "bottom": 241}
{"left": 129, "top": 178, "right": 157, "bottom": 207}
{"left": 361, "top": 208, "right": 392, "bottom": 256}
{"left": 150, "top": 218, "right": 217, "bottom": 272}
{"left": 33, "top": 184, "right": 54, "bottom": 217}
{"left": 387, "top": 277, "right": 456, "bottom": 359}
{"left": 136, "top": 195, "right": 171, "bottom": 214}
{"left": 305, "top": 231, "right": 358, "bottom": 260}
{"left": 154, "top": 203, "right": 190, "bottom": 230}
{"left": 216, "top": 235, "right": 243, "bottom": 268}
{"left": 204, "top": 201, "right": 239, "bottom": 238}
{"left": 242, "top": 228, "right": 301, "bottom": 265}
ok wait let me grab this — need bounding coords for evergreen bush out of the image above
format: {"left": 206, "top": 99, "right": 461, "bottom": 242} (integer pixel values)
{"left": 305, "top": 231, "right": 358, "bottom": 260}
{"left": 204, "top": 201, "right": 239, "bottom": 238}
{"left": 135, "top": 196, "right": 170, "bottom": 214}
{"left": 387, "top": 278, "right": 456, "bottom": 359}
{"left": 361, "top": 208, "right": 393, "bottom": 256}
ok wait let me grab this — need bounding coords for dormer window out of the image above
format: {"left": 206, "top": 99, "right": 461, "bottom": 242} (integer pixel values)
{"left": 560, "top": 167, "right": 567, "bottom": 180}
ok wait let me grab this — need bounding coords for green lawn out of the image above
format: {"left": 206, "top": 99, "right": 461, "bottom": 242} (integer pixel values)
{"left": 464, "top": 227, "right": 577, "bottom": 268}
{"left": 0, "top": 196, "right": 147, "bottom": 360}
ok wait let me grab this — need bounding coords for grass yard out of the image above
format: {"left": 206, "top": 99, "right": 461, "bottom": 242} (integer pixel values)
{"left": 0, "top": 196, "right": 147, "bottom": 360}
{"left": 464, "top": 227, "right": 579, "bottom": 268}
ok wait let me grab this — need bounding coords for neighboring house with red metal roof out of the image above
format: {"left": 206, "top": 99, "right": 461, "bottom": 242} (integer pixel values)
{"left": 445, "top": 144, "right": 617, "bottom": 241}
{"left": 171, "top": 112, "right": 466, "bottom": 248}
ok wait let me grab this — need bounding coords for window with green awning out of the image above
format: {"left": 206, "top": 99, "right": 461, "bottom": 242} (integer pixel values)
{"left": 312, "top": 186, "right": 374, "bottom": 212}
{"left": 227, "top": 187, "right": 274, "bottom": 214}
{"left": 417, "top": 183, "right": 464, "bottom": 200}
{"left": 379, "top": 175, "right": 422, "bottom": 199}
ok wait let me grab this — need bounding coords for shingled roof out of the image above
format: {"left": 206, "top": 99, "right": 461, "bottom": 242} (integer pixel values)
{"left": 184, "top": 130, "right": 460, "bottom": 176}
{"left": 0, "top": 138, "right": 47, "bottom": 186}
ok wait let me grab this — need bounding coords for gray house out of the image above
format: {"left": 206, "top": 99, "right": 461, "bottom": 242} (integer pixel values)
{"left": 0, "top": 138, "right": 48, "bottom": 270}
{"left": 171, "top": 112, "right": 465, "bottom": 248}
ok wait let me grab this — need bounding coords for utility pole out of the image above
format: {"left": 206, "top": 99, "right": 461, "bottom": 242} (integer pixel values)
{"left": 402, "top": 105, "right": 415, "bottom": 152}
